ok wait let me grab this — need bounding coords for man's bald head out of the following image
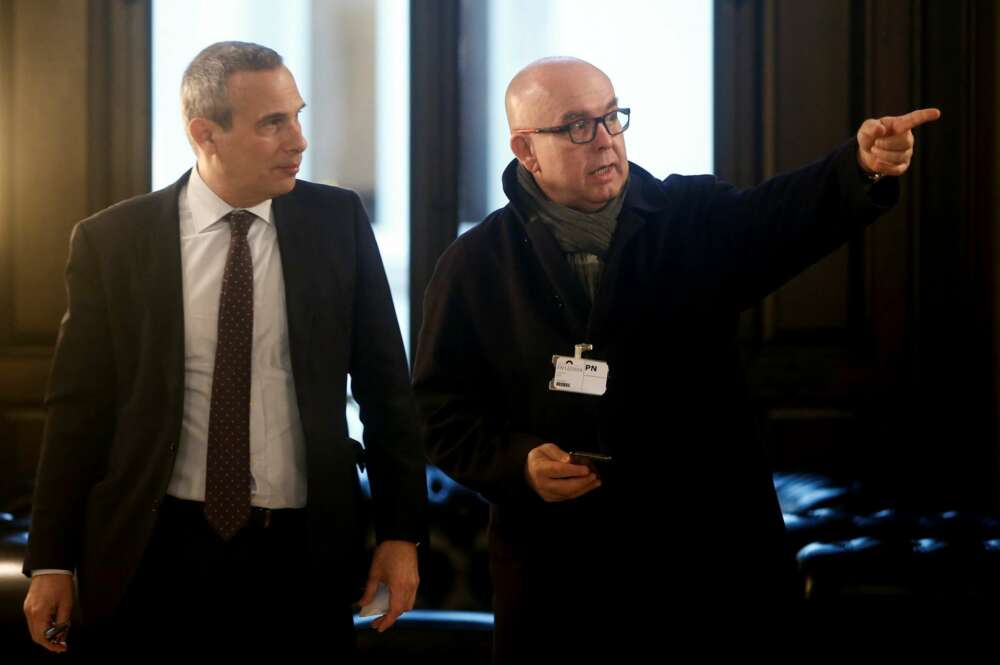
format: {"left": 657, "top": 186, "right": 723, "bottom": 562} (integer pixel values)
{"left": 505, "top": 57, "right": 614, "bottom": 130}
{"left": 504, "top": 56, "right": 629, "bottom": 213}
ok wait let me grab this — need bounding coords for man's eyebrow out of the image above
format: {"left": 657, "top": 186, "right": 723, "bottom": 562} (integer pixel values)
{"left": 558, "top": 97, "right": 619, "bottom": 124}
{"left": 256, "top": 103, "right": 307, "bottom": 125}
{"left": 559, "top": 110, "right": 587, "bottom": 123}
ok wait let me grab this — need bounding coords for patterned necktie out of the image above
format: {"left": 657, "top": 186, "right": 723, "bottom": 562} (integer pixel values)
{"left": 204, "top": 209, "right": 255, "bottom": 541}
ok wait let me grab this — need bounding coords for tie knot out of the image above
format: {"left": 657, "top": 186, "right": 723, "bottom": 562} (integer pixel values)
{"left": 226, "top": 209, "right": 255, "bottom": 238}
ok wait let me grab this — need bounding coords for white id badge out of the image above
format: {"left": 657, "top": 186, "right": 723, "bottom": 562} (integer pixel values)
{"left": 548, "top": 344, "right": 609, "bottom": 396}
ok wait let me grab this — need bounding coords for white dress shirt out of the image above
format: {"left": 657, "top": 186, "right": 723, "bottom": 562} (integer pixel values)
{"left": 167, "top": 165, "right": 308, "bottom": 509}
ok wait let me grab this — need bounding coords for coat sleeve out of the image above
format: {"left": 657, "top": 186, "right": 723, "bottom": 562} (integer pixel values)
{"left": 412, "top": 241, "right": 544, "bottom": 506}
{"left": 346, "top": 193, "right": 428, "bottom": 545}
{"left": 702, "top": 138, "right": 899, "bottom": 310}
{"left": 25, "top": 222, "right": 116, "bottom": 575}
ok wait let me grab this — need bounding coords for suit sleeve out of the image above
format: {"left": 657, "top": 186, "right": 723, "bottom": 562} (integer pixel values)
{"left": 24, "top": 222, "right": 116, "bottom": 574}
{"left": 703, "top": 138, "right": 899, "bottom": 310}
{"left": 412, "top": 243, "right": 543, "bottom": 506}
{"left": 346, "top": 193, "right": 428, "bottom": 545}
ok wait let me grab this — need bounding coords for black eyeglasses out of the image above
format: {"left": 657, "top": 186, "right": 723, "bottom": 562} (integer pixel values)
{"left": 511, "top": 108, "right": 631, "bottom": 144}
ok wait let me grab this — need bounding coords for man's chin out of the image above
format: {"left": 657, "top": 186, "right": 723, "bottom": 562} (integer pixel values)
{"left": 591, "top": 181, "right": 625, "bottom": 205}
{"left": 269, "top": 177, "right": 298, "bottom": 197}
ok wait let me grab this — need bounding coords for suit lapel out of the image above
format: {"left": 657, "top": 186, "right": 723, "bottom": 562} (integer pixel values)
{"left": 272, "top": 188, "right": 318, "bottom": 390}
{"left": 146, "top": 174, "right": 187, "bottom": 405}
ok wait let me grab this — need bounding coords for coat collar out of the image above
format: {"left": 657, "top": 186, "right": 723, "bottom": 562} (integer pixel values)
{"left": 500, "top": 159, "right": 659, "bottom": 347}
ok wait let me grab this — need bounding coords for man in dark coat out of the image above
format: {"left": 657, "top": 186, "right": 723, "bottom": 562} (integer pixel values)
{"left": 412, "top": 56, "right": 938, "bottom": 659}
{"left": 22, "top": 41, "right": 427, "bottom": 659}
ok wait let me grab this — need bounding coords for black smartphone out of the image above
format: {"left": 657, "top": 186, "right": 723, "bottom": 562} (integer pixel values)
{"left": 45, "top": 622, "right": 70, "bottom": 644}
{"left": 568, "top": 451, "right": 613, "bottom": 471}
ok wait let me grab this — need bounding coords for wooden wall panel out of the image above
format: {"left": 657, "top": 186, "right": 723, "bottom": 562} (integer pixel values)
{"left": 769, "top": 1, "right": 852, "bottom": 335}
{"left": 717, "top": 0, "right": 998, "bottom": 508}
{"left": 9, "top": 0, "right": 89, "bottom": 341}
{"left": 994, "top": 0, "right": 1000, "bottom": 509}
{"left": 89, "top": 0, "right": 152, "bottom": 208}
{"left": 0, "top": 0, "right": 13, "bottom": 347}
{"left": 0, "top": 0, "right": 150, "bottom": 497}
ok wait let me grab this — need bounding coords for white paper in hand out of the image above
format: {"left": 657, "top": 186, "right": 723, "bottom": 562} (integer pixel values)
{"left": 360, "top": 582, "right": 390, "bottom": 617}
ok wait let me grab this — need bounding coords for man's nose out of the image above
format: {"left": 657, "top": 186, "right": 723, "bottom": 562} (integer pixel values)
{"left": 287, "top": 121, "right": 308, "bottom": 153}
{"left": 592, "top": 120, "right": 614, "bottom": 148}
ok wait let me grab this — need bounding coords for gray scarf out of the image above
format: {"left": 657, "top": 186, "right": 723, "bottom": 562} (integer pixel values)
{"left": 516, "top": 164, "right": 628, "bottom": 304}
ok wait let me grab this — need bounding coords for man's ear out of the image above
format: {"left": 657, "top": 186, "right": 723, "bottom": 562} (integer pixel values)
{"left": 188, "top": 117, "right": 218, "bottom": 157}
{"left": 510, "top": 135, "right": 540, "bottom": 174}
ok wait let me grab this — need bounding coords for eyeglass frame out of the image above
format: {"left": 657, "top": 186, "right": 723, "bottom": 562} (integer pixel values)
{"left": 510, "top": 107, "right": 631, "bottom": 145}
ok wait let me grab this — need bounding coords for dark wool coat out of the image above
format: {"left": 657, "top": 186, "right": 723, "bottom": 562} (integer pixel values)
{"left": 414, "top": 141, "right": 897, "bottom": 657}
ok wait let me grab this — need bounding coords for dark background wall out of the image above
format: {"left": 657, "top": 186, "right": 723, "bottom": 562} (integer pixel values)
{"left": 714, "top": 0, "right": 998, "bottom": 511}
{"left": 1, "top": 0, "right": 998, "bottom": 517}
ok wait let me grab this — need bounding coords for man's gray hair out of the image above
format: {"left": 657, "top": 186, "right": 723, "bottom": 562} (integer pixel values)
{"left": 181, "top": 41, "right": 283, "bottom": 129}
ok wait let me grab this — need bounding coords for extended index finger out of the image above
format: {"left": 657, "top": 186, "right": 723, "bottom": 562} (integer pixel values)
{"left": 887, "top": 107, "right": 941, "bottom": 133}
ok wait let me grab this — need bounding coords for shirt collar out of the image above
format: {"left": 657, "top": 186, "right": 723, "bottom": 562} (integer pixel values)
{"left": 187, "top": 164, "right": 274, "bottom": 233}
